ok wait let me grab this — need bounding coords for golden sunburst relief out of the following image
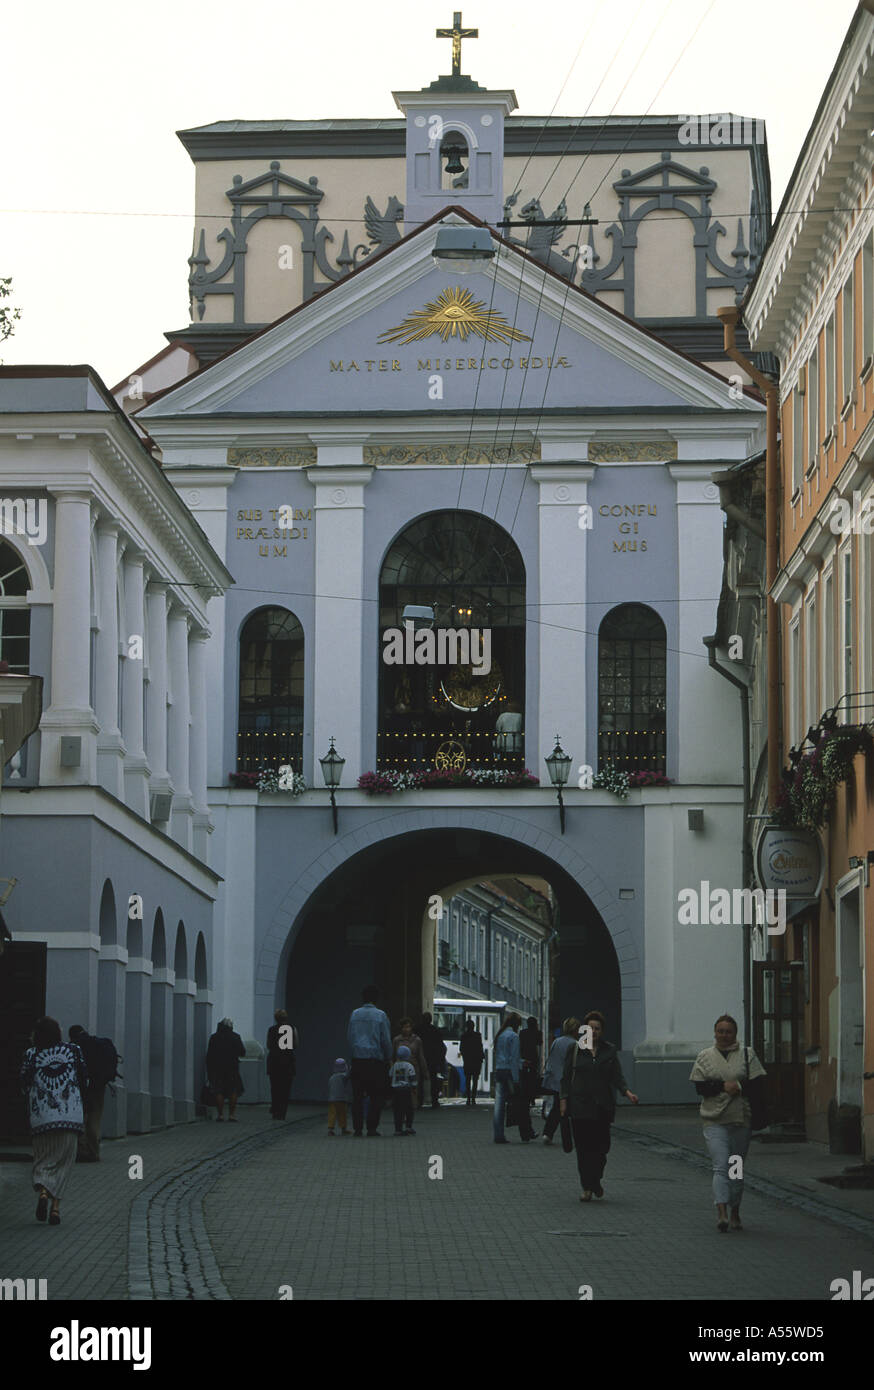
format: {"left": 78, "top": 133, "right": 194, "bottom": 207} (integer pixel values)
{"left": 377, "top": 286, "right": 532, "bottom": 346}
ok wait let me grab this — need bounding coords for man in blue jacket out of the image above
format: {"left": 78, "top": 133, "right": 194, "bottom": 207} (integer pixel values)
{"left": 347, "top": 985, "right": 393, "bottom": 1136}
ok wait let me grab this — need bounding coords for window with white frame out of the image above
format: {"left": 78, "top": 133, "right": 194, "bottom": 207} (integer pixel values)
{"left": 822, "top": 568, "right": 835, "bottom": 711}
{"left": 825, "top": 311, "right": 836, "bottom": 432}
{"left": 792, "top": 386, "right": 804, "bottom": 494}
{"left": 842, "top": 548, "right": 854, "bottom": 714}
{"left": 863, "top": 232, "right": 874, "bottom": 369}
{"left": 790, "top": 618, "right": 802, "bottom": 746}
{"left": 807, "top": 345, "right": 819, "bottom": 467}
{"left": 805, "top": 596, "right": 818, "bottom": 729}
{"left": 842, "top": 272, "right": 856, "bottom": 406}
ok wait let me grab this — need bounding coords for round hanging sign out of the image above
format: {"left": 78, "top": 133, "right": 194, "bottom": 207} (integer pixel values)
{"left": 754, "top": 826, "right": 824, "bottom": 900}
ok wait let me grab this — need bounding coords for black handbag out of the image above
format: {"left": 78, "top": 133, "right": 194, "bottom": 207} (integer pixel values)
{"left": 744, "top": 1048, "right": 769, "bottom": 1131}
{"left": 560, "top": 1114, "right": 574, "bottom": 1152}
{"left": 506, "top": 1090, "right": 527, "bottom": 1128}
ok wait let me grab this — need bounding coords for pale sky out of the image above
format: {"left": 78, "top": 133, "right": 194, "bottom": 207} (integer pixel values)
{"left": 1, "top": 0, "right": 860, "bottom": 386}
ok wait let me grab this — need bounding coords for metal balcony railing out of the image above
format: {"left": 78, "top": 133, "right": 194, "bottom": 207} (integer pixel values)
{"left": 236, "top": 730, "right": 303, "bottom": 774}
{"left": 376, "top": 728, "right": 525, "bottom": 771}
{"left": 598, "top": 727, "right": 666, "bottom": 772}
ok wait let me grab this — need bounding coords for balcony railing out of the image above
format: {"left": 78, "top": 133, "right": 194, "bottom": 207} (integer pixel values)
{"left": 377, "top": 728, "right": 525, "bottom": 771}
{"left": 236, "top": 730, "right": 303, "bottom": 774}
{"left": 598, "top": 727, "right": 666, "bottom": 772}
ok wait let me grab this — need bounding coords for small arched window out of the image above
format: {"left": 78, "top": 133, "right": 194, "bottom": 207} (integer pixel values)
{"left": 238, "top": 606, "right": 304, "bottom": 772}
{"left": 0, "top": 541, "right": 31, "bottom": 672}
{"left": 598, "top": 603, "right": 666, "bottom": 772}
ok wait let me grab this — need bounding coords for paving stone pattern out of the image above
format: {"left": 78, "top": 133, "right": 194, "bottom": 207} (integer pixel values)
{"left": 204, "top": 1104, "right": 874, "bottom": 1301}
{"left": 2, "top": 1102, "right": 873, "bottom": 1301}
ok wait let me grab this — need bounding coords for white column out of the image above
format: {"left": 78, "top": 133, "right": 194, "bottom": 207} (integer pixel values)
{"left": 122, "top": 548, "right": 150, "bottom": 817}
{"left": 167, "top": 603, "right": 193, "bottom": 851}
{"left": 40, "top": 489, "right": 99, "bottom": 784}
{"left": 158, "top": 464, "right": 234, "bottom": 789}
{"left": 668, "top": 466, "right": 738, "bottom": 783}
{"left": 530, "top": 462, "right": 596, "bottom": 775}
{"left": 146, "top": 579, "right": 172, "bottom": 819}
{"left": 95, "top": 519, "right": 125, "bottom": 798}
{"left": 189, "top": 628, "right": 212, "bottom": 862}
{"left": 306, "top": 449, "right": 373, "bottom": 783}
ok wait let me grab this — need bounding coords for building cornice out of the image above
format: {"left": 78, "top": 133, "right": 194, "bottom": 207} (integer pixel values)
{"left": 746, "top": 11, "right": 874, "bottom": 349}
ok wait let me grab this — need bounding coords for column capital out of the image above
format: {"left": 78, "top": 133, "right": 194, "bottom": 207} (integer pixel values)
{"left": 146, "top": 577, "right": 171, "bottom": 596}
{"left": 188, "top": 626, "right": 210, "bottom": 644}
{"left": 95, "top": 516, "right": 121, "bottom": 538}
{"left": 167, "top": 602, "right": 191, "bottom": 625}
{"left": 47, "top": 487, "right": 92, "bottom": 504}
{"left": 122, "top": 547, "right": 148, "bottom": 568}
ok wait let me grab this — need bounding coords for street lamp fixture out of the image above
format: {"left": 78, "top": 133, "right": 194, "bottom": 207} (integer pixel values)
{"left": 544, "top": 735, "right": 572, "bottom": 835}
{"left": 432, "top": 225, "right": 496, "bottom": 273}
{"left": 319, "top": 737, "right": 345, "bottom": 835}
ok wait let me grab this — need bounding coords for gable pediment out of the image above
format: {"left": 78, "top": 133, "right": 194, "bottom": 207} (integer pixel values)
{"left": 141, "top": 216, "right": 763, "bottom": 422}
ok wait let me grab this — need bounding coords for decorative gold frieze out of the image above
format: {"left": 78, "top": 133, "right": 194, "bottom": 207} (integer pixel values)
{"left": 588, "top": 441, "right": 678, "bottom": 462}
{"left": 364, "top": 443, "right": 541, "bottom": 467}
{"left": 228, "top": 447, "right": 317, "bottom": 468}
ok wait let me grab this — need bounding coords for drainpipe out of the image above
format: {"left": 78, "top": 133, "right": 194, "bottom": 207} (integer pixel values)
{"left": 704, "top": 636, "right": 752, "bottom": 1046}
{"left": 715, "top": 306, "right": 781, "bottom": 809}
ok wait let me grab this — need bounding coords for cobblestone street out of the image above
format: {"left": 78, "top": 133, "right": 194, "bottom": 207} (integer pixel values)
{"left": 2, "top": 1102, "right": 872, "bottom": 1302}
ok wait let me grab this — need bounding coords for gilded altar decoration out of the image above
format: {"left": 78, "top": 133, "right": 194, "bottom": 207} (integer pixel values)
{"left": 434, "top": 740, "right": 467, "bottom": 772}
{"left": 439, "top": 661, "right": 503, "bottom": 712}
{"left": 378, "top": 286, "right": 532, "bottom": 346}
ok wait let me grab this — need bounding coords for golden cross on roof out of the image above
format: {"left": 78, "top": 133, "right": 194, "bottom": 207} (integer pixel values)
{"left": 436, "top": 11, "right": 478, "bottom": 77}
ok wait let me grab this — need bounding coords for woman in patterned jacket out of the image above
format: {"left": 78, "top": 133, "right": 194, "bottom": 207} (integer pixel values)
{"left": 20, "top": 1016, "right": 87, "bottom": 1226}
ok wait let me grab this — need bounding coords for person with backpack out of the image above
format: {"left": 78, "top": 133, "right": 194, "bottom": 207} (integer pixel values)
{"left": 21, "top": 1017, "right": 87, "bottom": 1225}
{"left": 68, "top": 1024, "right": 119, "bottom": 1162}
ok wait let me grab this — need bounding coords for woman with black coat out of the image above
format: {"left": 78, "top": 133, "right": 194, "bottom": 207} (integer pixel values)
{"left": 559, "top": 1010, "right": 638, "bottom": 1200}
{"left": 206, "top": 1018, "right": 245, "bottom": 1122}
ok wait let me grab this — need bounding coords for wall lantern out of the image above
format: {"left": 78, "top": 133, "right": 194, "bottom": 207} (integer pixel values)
{"left": 544, "top": 736, "right": 572, "bottom": 835}
{"left": 319, "top": 737, "right": 345, "bottom": 835}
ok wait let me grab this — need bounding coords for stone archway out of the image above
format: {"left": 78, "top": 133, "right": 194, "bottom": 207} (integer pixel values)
{"left": 262, "top": 808, "right": 639, "bottom": 1099}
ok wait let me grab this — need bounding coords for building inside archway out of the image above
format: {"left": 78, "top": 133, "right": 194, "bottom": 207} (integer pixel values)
{"left": 283, "top": 828, "right": 620, "bottom": 1100}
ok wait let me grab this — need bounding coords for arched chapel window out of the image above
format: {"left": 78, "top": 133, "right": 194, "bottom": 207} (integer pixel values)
{"left": 597, "top": 603, "right": 666, "bottom": 773}
{"left": 237, "top": 607, "right": 304, "bottom": 773}
{"left": 0, "top": 541, "right": 31, "bottom": 672}
{"left": 378, "top": 510, "right": 525, "bottom": 772}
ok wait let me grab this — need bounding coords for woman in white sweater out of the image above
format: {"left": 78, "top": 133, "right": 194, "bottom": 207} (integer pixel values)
{"left": 689, "top": 1013, "right": 766, "bottom": 1232}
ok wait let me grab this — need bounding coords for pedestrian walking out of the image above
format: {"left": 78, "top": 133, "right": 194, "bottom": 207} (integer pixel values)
{"left": 459, "top": 1019, "right": 484, "bottom": 1104}
{"left": 206, "top": 1018, "right": 245, "bottom": 1122}
{"left": 560, "top": 1010, "right": 638, "bottom": 1199}
{"left": 20, "top": 1017, "right": 87, "bottom": 1226}
{"left": 392, "top": 1018, "right": 429, "bottom": 1110}
{"left": 417, "top": 1011, "right": 447, "bottom": 1107}
{"left": 689, "top": 1013, "right": 767, "bottom": 1232}
{"left": 347, "top": 985, "right": 392, "bottom": 1136}
{"left": 541, "top": 1016, "right": 580, "bottom": 1143}
{"left": 390, "top": 1045, "right": 417, "bottom": 1135}
{"left": 519, "top": 1015, "right": 542, "bottom": 1119}
{"left": 327, "top": 1057, "right": 352, "bottom": 1135}
{"left": 266, "top": 1009, "right": 298, "bottom": 1120}
{"left": 67, "top": 1024, "right": 119, "bottom": 1162}
{"left": 493, "top": 1012, "right": 537, "bottom": 1142}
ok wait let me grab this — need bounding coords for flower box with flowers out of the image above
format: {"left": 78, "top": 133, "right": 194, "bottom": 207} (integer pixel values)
{"left": 229, "top": 768, "right": 307, "bottom": 795}
{"left": 357, "top": 767, "right": 540, "bottom": 795}
{"left": 774, "top": 723, "right": 873, "bottom": 831}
